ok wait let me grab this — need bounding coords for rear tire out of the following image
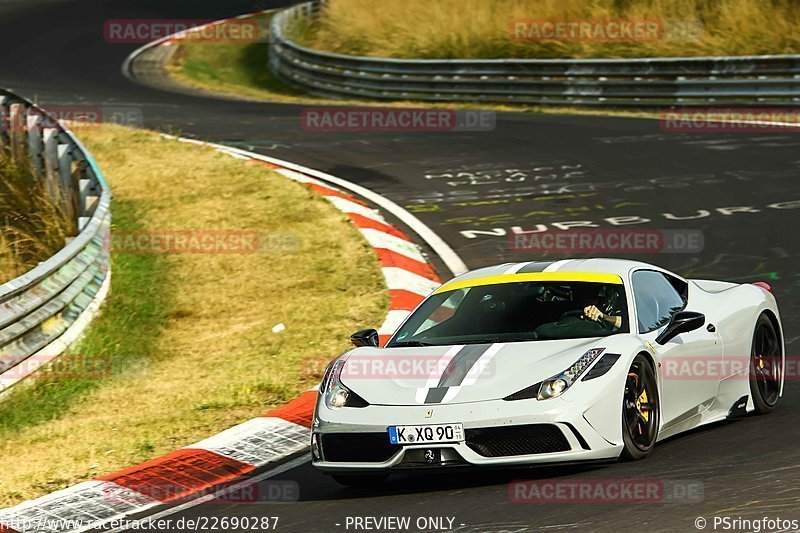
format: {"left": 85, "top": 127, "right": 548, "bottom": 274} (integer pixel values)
{"left": 331, "top": 473, "right": 389, "bottom": 488}
{"left": 750, "top": 314, "right": 782, "bottom": 414}
{"left": 620, "top": 354, "right": 660, "bottom": 461}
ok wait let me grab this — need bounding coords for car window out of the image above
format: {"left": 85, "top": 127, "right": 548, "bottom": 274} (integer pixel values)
{"left": 388, "top": 280, "right": 629, "bottom": 346}
{"left": 632, "top": 270, "right": 686, "bottom": 333}
{"left": 410, "top": 288, "right": 466, "bottom": 336}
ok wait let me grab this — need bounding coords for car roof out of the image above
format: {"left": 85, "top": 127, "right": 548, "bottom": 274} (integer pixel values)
{"left": 443, "top": 258, "right": 678, "bottom": 287}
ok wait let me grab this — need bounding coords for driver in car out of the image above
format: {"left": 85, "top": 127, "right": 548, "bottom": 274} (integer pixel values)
{"left": 584, "top": 303, "right": 622, "bottom": 328}
{"left": 534, "top": 284, "right": 625, "bottom": 339}
{"left": 583, "top": 285, "right": 623, "bottom": 329}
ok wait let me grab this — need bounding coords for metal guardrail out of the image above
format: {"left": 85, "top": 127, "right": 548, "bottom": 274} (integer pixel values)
{"left": 0, "top": 89, "right": 111, "bottom": 391}
{"left": 269, "top": 2, "right": 800, "bottom": 107}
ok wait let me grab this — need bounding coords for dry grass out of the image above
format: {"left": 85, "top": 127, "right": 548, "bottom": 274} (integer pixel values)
{"left": 0, "top": 146, "right": 76, "bottom": 283}
{"left": 299, "top": 0, "right": 800, "bottom": 58}
{"left": 0, "top": 124, "right": 387, "bottom": 506}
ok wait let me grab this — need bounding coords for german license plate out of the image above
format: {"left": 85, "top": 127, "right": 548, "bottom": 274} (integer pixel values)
{"left": 388, "top": 423, "right": 464, "bottom": 445}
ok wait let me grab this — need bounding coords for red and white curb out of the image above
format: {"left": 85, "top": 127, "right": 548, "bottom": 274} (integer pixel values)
{"left": 0, "top": 138, "right": 451, "bottom": 533}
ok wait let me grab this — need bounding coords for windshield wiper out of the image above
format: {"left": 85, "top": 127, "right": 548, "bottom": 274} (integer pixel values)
{"left": 457, "top": 337, "right": 537, "bottom": 345}
{"left": 389, "top": 340, "right": 436, "bottom": 347}
{"left": 501, "top": 336, "right": 538, "bottom": 343}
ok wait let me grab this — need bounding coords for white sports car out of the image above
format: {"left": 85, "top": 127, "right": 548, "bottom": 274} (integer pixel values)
{"left": 311, "top": 259, "right": 784, "bottom": 485}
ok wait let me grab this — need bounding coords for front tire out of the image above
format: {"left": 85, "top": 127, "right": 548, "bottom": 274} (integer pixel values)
{"left": 620, "top": 354, "right": 660, "bottom": 461}
{"left": 750, "top": 314, "right": 782, "bottom": 414}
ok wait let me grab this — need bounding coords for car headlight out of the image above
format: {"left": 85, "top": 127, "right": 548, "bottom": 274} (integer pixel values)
{"left": 320, "top": 356, "right": 368, "bottom": 409}
{"left": 537, "top": 347, "right": 605, "bottom": 400}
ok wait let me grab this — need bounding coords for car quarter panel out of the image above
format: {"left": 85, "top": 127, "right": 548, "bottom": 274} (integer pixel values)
{"left": 688, "top": 281, "right": 782, "bottom": 381}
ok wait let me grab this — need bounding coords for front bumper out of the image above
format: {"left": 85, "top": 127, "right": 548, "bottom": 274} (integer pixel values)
{"left": 312, "top": 395, "right": 623, "bottom": 473}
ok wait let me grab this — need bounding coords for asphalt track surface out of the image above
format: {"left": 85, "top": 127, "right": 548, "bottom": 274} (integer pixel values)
{"left": 2, "top": 1, "right": 800, "bottom": 532}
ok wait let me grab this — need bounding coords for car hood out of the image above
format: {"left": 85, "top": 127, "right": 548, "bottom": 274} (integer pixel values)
{"left": 339, "top": 337, "right": 604, "bottom": 406}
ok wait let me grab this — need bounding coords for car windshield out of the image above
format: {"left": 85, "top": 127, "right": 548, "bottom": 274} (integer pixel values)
{"left": 388, "top": 281, "right": 628, "bottom": 347}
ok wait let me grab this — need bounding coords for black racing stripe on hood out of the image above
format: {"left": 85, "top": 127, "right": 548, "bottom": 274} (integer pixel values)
{"left": 424, "top": 387, "right": 448, "bottom": 404}
{"left": 437, "top": 343, "right": 492, "bottom": 388}
{"left": 517, "top": 261, "right": 556, "bottom": 273}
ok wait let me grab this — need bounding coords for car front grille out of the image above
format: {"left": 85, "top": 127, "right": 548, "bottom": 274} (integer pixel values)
{"left": 321, "top": 433, "right": 401, "bottom": 463}
{"left": 465, "top": 424, "right": 570, "bottom": 457}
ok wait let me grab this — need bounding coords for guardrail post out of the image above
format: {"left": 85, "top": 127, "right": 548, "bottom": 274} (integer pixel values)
{"left": 77, "top": 164, "right": 100, "bottom": 230}
{"left": 27, "top": 113, "right": 45, "bottom": 180}
{"left": 8, "top": 103, "right": 26, "bottom": 161}
{"left": 78, "top": 179, "right": 92, "bottom": 230}
{"left": 0, "top": 96, "right": 8, "bottom": 150}
{"left": 57, "top": 143, "right": 78, "bottom": 220}
{"left": 43, "top": 127, "right": 70, "bottom": 214}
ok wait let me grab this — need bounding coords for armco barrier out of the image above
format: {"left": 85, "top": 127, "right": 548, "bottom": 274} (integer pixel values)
{"left": 269, "top": 2, "right": 800, "bottom": 107}
{"left": 0, "top": 89, "right": 111, "bottom": 393}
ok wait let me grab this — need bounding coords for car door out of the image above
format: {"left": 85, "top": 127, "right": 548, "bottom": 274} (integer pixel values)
{"left": 631, "top": 270, "right": 723, "bottom": 430}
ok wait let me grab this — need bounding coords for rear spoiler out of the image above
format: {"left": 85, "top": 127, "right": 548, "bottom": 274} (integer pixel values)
{"left": 752, "top": 282, "right": 772, "bottom": 293}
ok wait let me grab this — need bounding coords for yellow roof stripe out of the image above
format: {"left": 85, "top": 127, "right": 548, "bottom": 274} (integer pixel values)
{"left": 434, "top": 272, "right": 623, "bottom": 294}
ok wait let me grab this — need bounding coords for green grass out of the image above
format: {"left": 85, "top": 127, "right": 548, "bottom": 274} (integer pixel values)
{"left": 166, "top": 13, "right": 305, "bottom": 102}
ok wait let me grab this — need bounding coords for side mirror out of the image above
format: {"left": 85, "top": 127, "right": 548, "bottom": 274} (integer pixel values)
{"left": 350, "top": 328, "right": 379, "bottom": 348}
{"left": 655, "top": 311, "right": 705, "bottom": 345}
